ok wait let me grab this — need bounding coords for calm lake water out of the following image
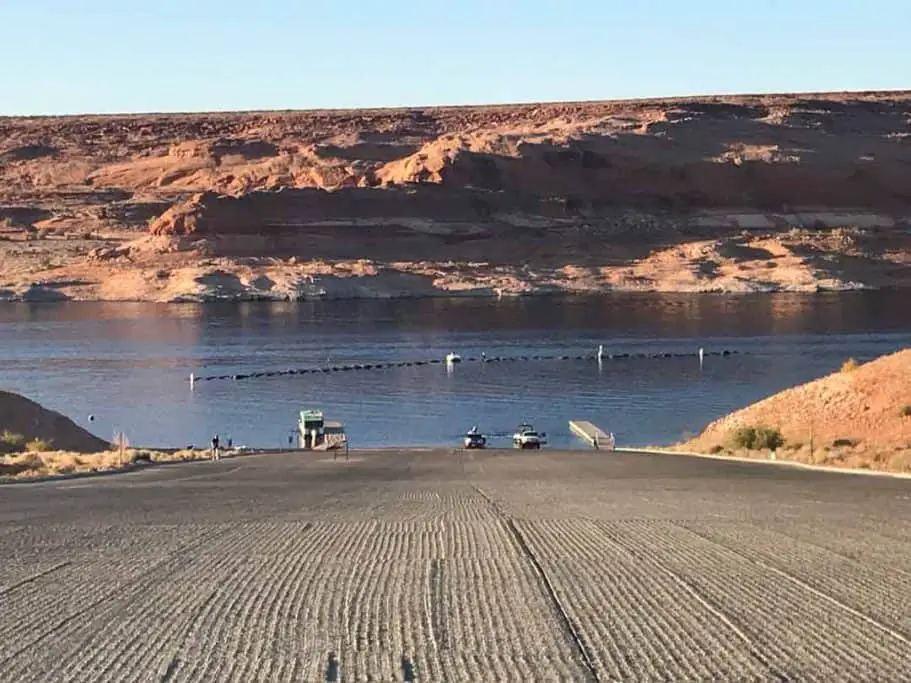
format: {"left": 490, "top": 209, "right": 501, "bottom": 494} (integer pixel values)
{"left": 1, "top": 293, "right": 910, "bottom": 449}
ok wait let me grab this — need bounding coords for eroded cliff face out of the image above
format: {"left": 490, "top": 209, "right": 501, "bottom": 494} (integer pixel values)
{"left": 2, "top": 92, "right": 911, "bottom": 301}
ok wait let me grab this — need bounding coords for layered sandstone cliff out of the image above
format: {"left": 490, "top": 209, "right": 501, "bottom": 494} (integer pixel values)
{"left": 2, "top": 92, "right": 911, "bottom": 301}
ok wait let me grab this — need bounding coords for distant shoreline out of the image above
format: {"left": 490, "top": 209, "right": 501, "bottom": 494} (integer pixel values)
{"left": 1, "top": 275, "right": 903, "bottom": 304}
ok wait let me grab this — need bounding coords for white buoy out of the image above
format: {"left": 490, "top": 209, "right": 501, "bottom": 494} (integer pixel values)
{"left": 698, "top": 347, "right": 704, "bottom": 369}
{"left": 189, "top": 373, "right": 196, "bottom": 390}
{"left": 88, "top": 414, "right": 95, "bottom": 422}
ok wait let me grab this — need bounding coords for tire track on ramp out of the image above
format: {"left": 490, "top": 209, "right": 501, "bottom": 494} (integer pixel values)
{"left": 769, "top": 520, "right": 911, "bottom": 583}
{"left": 682, "top": 524, "right": 911, "bottom": 648}
{"left": 473, "top": 486, "right": 600, "bottom": 683}
{"left": 156, "top": 521, "right": 317, "bottom": 682}
{"left": 0, "top": 527, "right": 222, "bottom": 678}
{"left": 513, "top": 519, "right": 771, "bottom": 680}
{"left": 25, "top": 523, "right": 294, "bottom": 682}
{"left": 44, "top": 463, "right": 244, "bottom": 491}
{"left": 598, "top": 520, "right": 909, "bottom": 680}
{"left": 0, "top": 561, "right": 70, "bottom": 596}
{"left": 104, "top": 465, "right": 243, "bottom": 488}
{"left": 681, "top": 521, "right": 911, "bottom": 635}
{"left": 157, "top": 585, "right": 222, "bottom": 683}
{"left": 591, "top": 523, "right": 789, "bottom": 682}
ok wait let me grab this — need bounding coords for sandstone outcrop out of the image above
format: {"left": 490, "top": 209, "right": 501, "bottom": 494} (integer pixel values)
{"left": 2, "top": 91, "right": 911, "bottom": 300}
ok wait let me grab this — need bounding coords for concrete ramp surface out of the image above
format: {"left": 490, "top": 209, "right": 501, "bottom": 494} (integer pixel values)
{"left": 1, "top": 449, "right": 909, "bottom": 681}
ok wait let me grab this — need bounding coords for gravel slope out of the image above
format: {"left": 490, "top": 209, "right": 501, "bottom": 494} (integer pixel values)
{"left": 1, "top": 449, "right": 910, "bottom": 682}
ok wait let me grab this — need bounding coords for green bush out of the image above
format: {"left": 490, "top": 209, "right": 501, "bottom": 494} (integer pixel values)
{"left": 756, "top": 427, "right": 784, "bottom": 450}
{"left": 731, "top": 427, "right": 756, "bottom": 449}
{"left": 900, "top": 405, "right": 911, "bottom": 418}
{"left": 24, "top": 438, "right": 52, "bottom": 452}
{"left": 0, "top": 431, "right": 26, "bottom": 454}
{"left": 731, "top": 426, "right": 784, "bottom": 451}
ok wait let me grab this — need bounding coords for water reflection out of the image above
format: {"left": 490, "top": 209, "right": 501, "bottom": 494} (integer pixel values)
{"left": 6, "top": 291, "right": 911, "bottom": 335}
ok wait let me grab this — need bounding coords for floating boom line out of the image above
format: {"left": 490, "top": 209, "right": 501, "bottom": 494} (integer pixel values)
{"left": 189, "top": 348, "right": 742, "bottom": 385}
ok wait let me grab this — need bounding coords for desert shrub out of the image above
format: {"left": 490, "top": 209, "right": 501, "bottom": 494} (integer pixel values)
{"left": 132, "top": 450, "right": 153, "bottom": 463}
{"left": 840, "top": 357, "right": 859, "bottom": 373}
{"left": 160, "top": 449, "right": 202, "bottom": 462}
{"left": 11, "top": 452, "right": 44, "bottom": 471}
{"left": 811, "top": 449, "right": 831, "bottom": 466}
{"left": 900, "top": 405, "right": 911, "bottom": 418}
{"left": 731, "top": 427, "right": 757, "bottom": 449}
{"left": 24, "top": 437, "right": 52, "bottom": 452}
{"left": 0, "top": 453, "right": 44, "bottom": 476}
{"left": 709, "top": 444, "right": 724, "bottom": 454}
{"left": 0, "top": 462, "right": 28, "bottom": 476}
{"left": 0, "top": 431, "right": 26, "bottom": 454}
{"left": 1, "top": 429, "right": 24, "bottom": 444}
{"left": 756, "top": 427, "right": 784, "bottom": 450}
{"left": 832, "top": 438, "right": 857, "bottom": 447}
{"left": 731, "top": 426, "right": 784, "bottom": 450}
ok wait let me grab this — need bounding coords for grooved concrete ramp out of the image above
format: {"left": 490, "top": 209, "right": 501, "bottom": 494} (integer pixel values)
{"left": 1, "top": 449, "right": 910, "bottom": 682}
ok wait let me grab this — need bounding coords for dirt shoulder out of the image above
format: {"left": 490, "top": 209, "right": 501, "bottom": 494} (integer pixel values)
{"left": 0, "top": 448, "right": 221, "bottom": 481}
{"left": 2, "top": 92, "right": 911, "bottom": 301}
{"left": 675, "top": 349, "right": 911, "bottom": 473}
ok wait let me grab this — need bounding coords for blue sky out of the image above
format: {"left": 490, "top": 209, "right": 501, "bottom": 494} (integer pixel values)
{"left": 0, "top": 0, "right": 908, "bottom": 115}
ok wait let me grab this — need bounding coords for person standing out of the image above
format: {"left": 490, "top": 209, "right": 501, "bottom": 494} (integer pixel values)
{"left": 211, "top": 434, "right": 220, "bottom": 461}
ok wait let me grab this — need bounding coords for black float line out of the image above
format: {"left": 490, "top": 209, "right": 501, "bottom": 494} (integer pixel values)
{"left": 189, "top": 349, "right": 741, "bottom": 384}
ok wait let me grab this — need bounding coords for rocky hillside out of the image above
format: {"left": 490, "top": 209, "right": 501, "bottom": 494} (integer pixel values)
{"left": 0, "top": 390, "right": 109, "bottom": 453}
{"left": 2, "top": 92, "right": 911, "bottom": 301}
{"left": 681, "top": 349, "right": 911, "bottom": 473}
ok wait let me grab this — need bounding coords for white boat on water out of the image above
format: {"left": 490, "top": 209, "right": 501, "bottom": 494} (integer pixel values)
{"left": 513, "top": 422, "right": 547, "bottom": 449}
